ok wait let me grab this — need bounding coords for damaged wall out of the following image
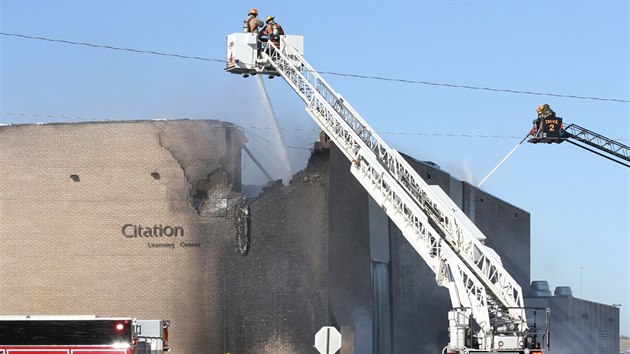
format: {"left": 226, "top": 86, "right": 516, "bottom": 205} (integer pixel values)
{"left": 225, "top": 143, "right": 532, "bottom": 354}
{"left": 0, "top": 120, "right": 244, "bottom": 353}
{"left": 222, "top": 148, "right": 331, "bottom": 354}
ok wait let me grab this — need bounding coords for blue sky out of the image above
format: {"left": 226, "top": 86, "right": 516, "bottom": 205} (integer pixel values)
{"left": 1, "top": 0, "right": 628, "bottom": 336}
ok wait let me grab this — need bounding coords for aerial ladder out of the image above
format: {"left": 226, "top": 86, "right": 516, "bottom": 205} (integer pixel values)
{"left": 528, "top": 105, "right": 630, "bottom": 168}
{"left": 226, "top": 32, "right": 548, "bottom": 353}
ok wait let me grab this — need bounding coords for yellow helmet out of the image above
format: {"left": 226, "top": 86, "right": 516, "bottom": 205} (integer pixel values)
{"left": 266, "top": 16, "right": 275, "bottom": 23}
{"left": 249, "top": 8, "right": 258, "bottom": 15}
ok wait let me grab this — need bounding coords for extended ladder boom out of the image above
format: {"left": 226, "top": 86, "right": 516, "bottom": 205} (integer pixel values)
{"left": 563, "top": 123, "right": 630, "bottom": 166}
{"left": 226, "top": 33, "right": 538, "bottom": 352}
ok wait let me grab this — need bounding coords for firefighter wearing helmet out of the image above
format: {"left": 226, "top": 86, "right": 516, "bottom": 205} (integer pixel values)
{"left": 243, "top": 8, "right": 263, "bottom": 33}
{"left": 531, "top": 104, "right": 557, "bottom": 137}
{"left": 536, "top": 104, "right": 555, "bottom": 120}
{"left": 262, "top": 16, "right": 285, "bottom": 48}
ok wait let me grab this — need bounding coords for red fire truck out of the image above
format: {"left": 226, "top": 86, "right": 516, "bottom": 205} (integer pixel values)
{"left": 0, "top": 316, "right": 169, "bottom": 354}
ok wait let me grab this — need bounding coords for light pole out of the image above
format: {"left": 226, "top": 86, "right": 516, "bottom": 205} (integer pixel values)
{"left": 580, "top": 266, "right": 584, "bottom": 299}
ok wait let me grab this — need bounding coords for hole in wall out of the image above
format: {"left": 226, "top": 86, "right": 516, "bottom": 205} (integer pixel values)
{"left": 192, "top": 190, "right": 209, "bottom": 210}
{"left": 70, "top": 174, "right": 80, "bottom": 182}
{"left": 151, "top": 172, "right": 161, "bottom": 180}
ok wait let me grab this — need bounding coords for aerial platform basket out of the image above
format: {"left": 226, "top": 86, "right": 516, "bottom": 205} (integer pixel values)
{"left": 225, "top": 33, "right": 304, "bottom": 76}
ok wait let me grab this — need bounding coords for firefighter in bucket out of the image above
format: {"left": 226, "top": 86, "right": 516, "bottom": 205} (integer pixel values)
{"left": 260, "top": 16, "right": 285, "bottom": 54}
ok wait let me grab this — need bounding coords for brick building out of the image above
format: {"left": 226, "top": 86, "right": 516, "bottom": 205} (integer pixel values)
{"left": 2, "top": 119, "right": 607, "bottom": 353}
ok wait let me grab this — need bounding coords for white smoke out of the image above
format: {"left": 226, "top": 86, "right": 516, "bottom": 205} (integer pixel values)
{"left": 443, "top": 160, "right": 476, "bottom": 185}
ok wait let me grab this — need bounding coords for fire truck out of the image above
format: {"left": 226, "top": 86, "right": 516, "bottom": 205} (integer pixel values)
{"left": 226, "top": 33, "right": 550, "bottom": 353}
{"left": 0, "top": 316, "right": 169, "bottom": 354}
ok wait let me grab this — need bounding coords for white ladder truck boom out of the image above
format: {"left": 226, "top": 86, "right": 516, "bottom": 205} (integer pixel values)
{"left": 226, "top": 32, "right": 548, "bottom": 353}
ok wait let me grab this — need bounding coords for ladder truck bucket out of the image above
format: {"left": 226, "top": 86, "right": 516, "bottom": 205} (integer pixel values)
{"left": 529, "top": 111, "right": 630, "bottom": 167}
{"left": 528, "top": 116, "right": 564, "bottom": 144}
{"left": 226, "top": 33, "right": 304, "bottom": 77}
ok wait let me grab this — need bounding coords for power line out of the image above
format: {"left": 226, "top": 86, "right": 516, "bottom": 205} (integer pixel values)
{"left": 0, "top": 112, "right": 528, "bottom": 140}
{"left": 2, "top": 32, "right": 628, "bottom": 104}
{"left": 317, "top": 71, "right": 630, "bottom": 103}
{"left": 12, "top": 111, "right": 628, "bottom": 142}
{"left": 0, "top": 32, "right": 223, "bottom": 63}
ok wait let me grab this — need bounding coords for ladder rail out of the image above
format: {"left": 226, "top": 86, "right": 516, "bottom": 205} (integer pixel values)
{"left": 262, "top": 40, "right": 528, "bottom": 348}
{"left": 563, "top": 123, "right": 630, "bottom": 162}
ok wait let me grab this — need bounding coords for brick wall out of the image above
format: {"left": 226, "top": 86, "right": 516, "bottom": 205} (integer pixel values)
{"left": 0, "top": 120, "right": 244, "bottom": 353}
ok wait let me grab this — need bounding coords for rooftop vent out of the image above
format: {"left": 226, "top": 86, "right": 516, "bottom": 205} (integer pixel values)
{"left": 529, "top": 280, "right": 552, "bottom": 297}
{"left": 554, "top": 286, "right": 573, "bottom": 297}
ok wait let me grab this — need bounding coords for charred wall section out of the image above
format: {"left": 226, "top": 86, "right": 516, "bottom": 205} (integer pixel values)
{"left": 328, "top": 146, "right": 373, "bottom": 353}
{"left": 221, "top": 145, "right": 374, "bottom": 354}
{"left": 222, "top": 148, "right": 331, "bottom": 354}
